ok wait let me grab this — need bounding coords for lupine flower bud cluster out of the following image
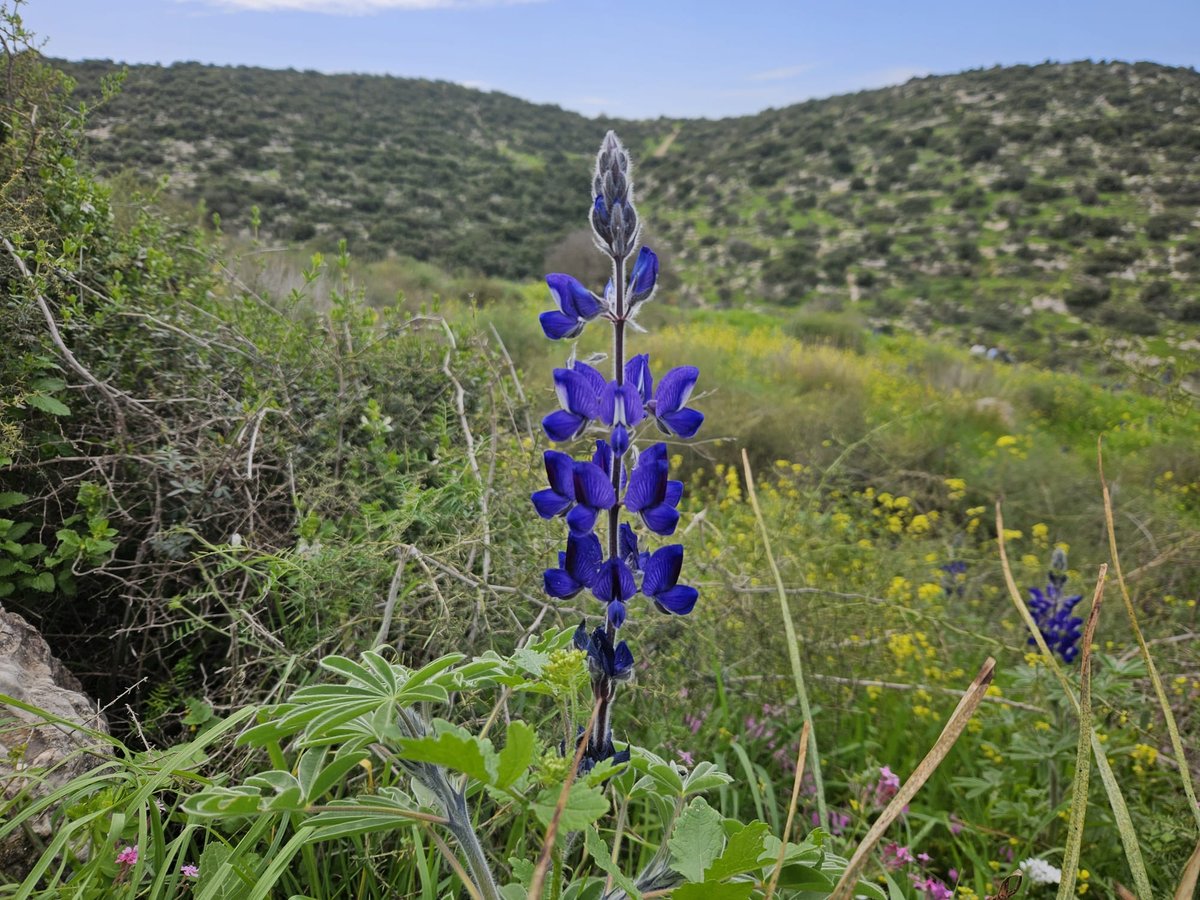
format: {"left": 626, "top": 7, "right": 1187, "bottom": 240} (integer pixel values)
{"left": 531, "top": 132, "right": 702, "bottom": 771}
{"left": 1027, "top": 548, "right": 1084, "bottom": 663}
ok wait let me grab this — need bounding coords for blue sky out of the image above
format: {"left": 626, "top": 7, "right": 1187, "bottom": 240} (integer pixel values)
{"left": 23, "top": 0, "right": 1200, "bottom": 119}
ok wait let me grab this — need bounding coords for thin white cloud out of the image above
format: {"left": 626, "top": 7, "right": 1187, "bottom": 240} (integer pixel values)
{"left": 746, "top": 62, "right": 817, "bottom": 82}
{"left": 850, "top": 66, "right": 931, "bottom": 89}
{"left": 191, "top": 0, "right": 545, "bottom": 13}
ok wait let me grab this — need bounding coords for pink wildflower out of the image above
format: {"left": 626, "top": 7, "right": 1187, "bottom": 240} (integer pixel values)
{"left": 882, "top": 842, "right": 915, "bottom": 870}
{"left": 115, "top": 846, "right": 138, "bottom": 867}
{"left": 676, "top": 750, "right": 694, "bottom": 767}
{"left": 875, "top": 765, "right": 901, "bottom": 805}
{"left": 917, "top": 851, "right": 933, "bottom": 865}
{"left": 182, "top": 864, "right": 199, "bottom": 878}
{"left": 911, "top": 875, "right": 954, "bottom": 900}
{"left": 948, "top": 814, "right": 964, "bottom": 836}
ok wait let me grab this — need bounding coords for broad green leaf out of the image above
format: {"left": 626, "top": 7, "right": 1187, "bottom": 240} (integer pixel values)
{"left": 682, "top": 761, "right": 734, "bottom": 796}
{"left": 398, "top": 722, "right": 498, "bottom": 785}
{"left": 672, "top": 884, "right": 754, "bottom": 900}
{"left": 26, "top": 393, "right": 70, "bottom": 416}
{"left": 308, "top": 750, "right": 370, "bottom": 801}
{"left": 532, "top": 781, "right": 609, "bottom": 831}
{"left": 584, "top": 827, "right": 641, "bottom": 899}
{"left": 495, "top": 720, "right": 536, "bottom": 790}
{"left": 29, "top": 571, "right": 55, "bottom": 592}
{"left": 705, "top": 821, "right": 770, "bottom": 881}
{"left": 668, "top": 797, "right": 725, "bottom": 883}
{"left": 0, "top": 492, "right": 27, "bottom": 510}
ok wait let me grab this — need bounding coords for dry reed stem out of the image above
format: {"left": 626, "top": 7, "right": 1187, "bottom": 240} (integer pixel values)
{"left": 1098, "top": 440, "right": 1200, "bottom": 833}
{"left": 527, "top": 697, "right": 603, "bottom": 900}
{"left": 829, "top": 656, "right": 996, "bottom": 900}
{"left": 764, "top": 719, "right": 811, "bottom": 900}
{"left": 1057, "top": 565, "right": 1107, "bottom": 900}
{"left": 741, "top": 448, "right": 827, "bottom": 827}
{"left": 1175, "top": 837, "right": 1200, "bottom": 900}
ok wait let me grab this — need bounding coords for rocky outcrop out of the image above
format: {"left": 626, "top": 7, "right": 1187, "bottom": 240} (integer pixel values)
{"left": 0, "top": 607, "right": 110, "bottom": 879}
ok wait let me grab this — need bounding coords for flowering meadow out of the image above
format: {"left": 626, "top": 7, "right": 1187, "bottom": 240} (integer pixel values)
{"left": 2, "top": 11, "right": 1200, "bottom": 900}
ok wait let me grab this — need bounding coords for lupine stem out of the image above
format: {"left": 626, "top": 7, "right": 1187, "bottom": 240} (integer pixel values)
{"left": 606, "top": 251, "right": 627, "bottom": 642}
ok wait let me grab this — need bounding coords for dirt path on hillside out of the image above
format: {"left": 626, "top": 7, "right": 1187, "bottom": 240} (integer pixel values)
{"left": 653, "top": 127, "right": 681, "bottom": 158}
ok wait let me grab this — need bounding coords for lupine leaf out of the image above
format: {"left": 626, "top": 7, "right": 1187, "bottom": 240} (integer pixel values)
{"left": 532, "top": 781, "right": 608, "bottom": 831}
{"left": 398, "top": 722, "right": 498, "bottom": 785}
{"left": 705, "top": 821, "right": 770, "bottom": 880}
{"left": 584, "top": 827, "right": 641, "bottom": 899}
{"left": 682, "top": 761, "right": 733, "bottom": 796}
{"left": 668, "top": 798, "right": 725, "bottom": 882}
{"left": 495, "top": 720, "right": 536, "bottom": 789}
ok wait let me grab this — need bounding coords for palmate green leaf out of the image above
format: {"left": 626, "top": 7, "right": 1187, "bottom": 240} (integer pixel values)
{"left": 398, "top": 721, "right": 498, "bottom": 784}
{"left": 668, "top": 797, "right": 726, "bottom": 883}
{"left": 584, "top": 827, "right": 641, "bottom": 899}
{"left": 532, "top": 781, "right": 609, "bottom": 831}
{"left": 705, "top": 821, "right": 770, "bottom": 881}
{"left": 495, "top": 720, "right": 536, "bottom": 790}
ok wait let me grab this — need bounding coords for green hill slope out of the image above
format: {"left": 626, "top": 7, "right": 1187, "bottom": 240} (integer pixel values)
{"left": 57, "top": 58, "right": 1200, "bottom": 372}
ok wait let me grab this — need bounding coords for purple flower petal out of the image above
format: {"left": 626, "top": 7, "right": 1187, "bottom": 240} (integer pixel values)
{"left": 571, "top": 361, "right": 608, "bottom": 400}
{"left": 666, "top": 480, "right": 684, "bottom": 507}
{"left": 546, "top": 273, "right": 602, "bottom": 320}
{"left": 539, "top": 310, "right": 584, "bottom": 341}
{"left": 658, "top": 407, "right": 705, "bottom": 439}
{"left": 566, "top": 504, "right": 599, "bottom": 535}
{"left": 624, "top": 452, "right": 664, "bottom": 513}
{"left": 653, "top": 585, "right": 698, "bottom": 616}
{"left": 655, "top": 366, "right": 699, "bottom": 414}
{"left": 542, "top": 410, "right": 588, "bottom": 443}
{"left": 625, "top": 354, "right": 654, "bottom": 404}
{"left": 619, "top": 523, "right": 640, "bottom": 569}
{"left": 531, "top": 489, "right": 572, "bottom": 519}
{"left": 553, "top": 367, "right": 601, "bottom": 418}
{"left": 642, "top": 544, "right": 684, "bottom": 597}
{"left": 628, "top": 246, "right": 659, "bottom": 301}
{"left": 592, "top": 557, "right": 637, "bottom": 606}
{"left": 573, "top": 461, "right": 616, "bottom": 510}
{"left": 607, "top": 599, "right": 627, "bottom": 629}
{"left": 544, "top": 567, "right": 583, "bottom": 599}
{"left": 641, "top": 503, "right": 680, "bottom": 536}
{"left": 544, "top": 450, "right": 575, "bottom": 496}
{"left": 613, "top": 640, "right": 634, "bottom": 675}
{"left": 566, "top": 532, "right": 603, "bottom": 584}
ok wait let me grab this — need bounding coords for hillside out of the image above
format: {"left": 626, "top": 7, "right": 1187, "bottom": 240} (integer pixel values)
{"left": 57, "top": 58, "right": 1200, "bottom": 372}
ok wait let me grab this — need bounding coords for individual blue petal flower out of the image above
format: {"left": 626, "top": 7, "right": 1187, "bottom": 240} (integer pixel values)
{"left": 543, "top": 365, "right": 602, "bottom": 442}
{"left": 627, "top": 246, "right": 659, "bottom": 304}
{"left": 625, "top": 354, "right": 654, "bottom": 404}
{"left": 593, "top": 194, "right": 610, "bottom": 228}
{"left": 565, "top": 460, "right": 616, "bottom": 534}
{"left": 592, "top": 556, "right": 637, "bottom": 628}
{"left": 601, "top": 381, "right": 645, "bottom": 428}
{"left": 641, "top": 544, "right": 698, "bottom": 615}
{"left": 544, "top": 533, "right": 603, "bottom": 599}
{"left": 624, "top": 443, "right": 681, "bottom": 536}
{"left": 541, "top": 273, "right": 603, "bottom": 340}
{"left": 531, "top": 450, "right": 576, "bottom": 518}
{"left": 651, "top": 366, "right": 704, "bottom": 438}
{"left": 592, "top": 438, "right": 626, "bottom": 490}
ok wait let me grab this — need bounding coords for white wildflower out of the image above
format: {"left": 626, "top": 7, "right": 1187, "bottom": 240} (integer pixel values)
{"left": 1019, "top": 857, "right": 1062, "bottom": 885}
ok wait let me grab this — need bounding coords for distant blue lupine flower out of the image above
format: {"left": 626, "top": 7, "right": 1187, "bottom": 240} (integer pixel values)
{"left": 542, "top": 361, "right": 605, "bottom": 442}
{"left": 624, "top": 443, "right": 683, "bottom": 535}
{"left": 544, "top": 532, "right": 603, "bottom": 599}
{"left": 939, "top": 559, "right": 967, "bottom": 597}
{"left": 541, "top": 274, "right": 604, "bottom": 340}
{"left": 564, "top": 460, "right": 616, "bottom": 534}
{"left": 650, "top": 366, "right": 705, "bottom": 438}
{"left": 641, "top": 544, "right": 699, "bottom": 615}
{"left": 592, "top": 556, "right": 637, "bottom": 628}
{"left": 1027, "top": 549, "right": 1084, "bottom": 663}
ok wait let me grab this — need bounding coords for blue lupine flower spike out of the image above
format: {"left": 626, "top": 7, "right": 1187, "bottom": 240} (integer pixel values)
{"left": 1027, "top": 549, "right": 1084, "bottom": 663}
